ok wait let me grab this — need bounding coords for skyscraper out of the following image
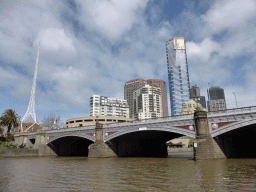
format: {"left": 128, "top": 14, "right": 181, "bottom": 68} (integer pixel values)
{"left": 133, "top": 84, "right": 162, "bottom": 120}
{"left": 190, "top": 85, "right": 206, "bottom": 108}
{"left": 124, "top": 78, "right": 168, "bottom": 118}
{"left": 166, "top": 37, "right": 190, "bottom": 116}
{"left": 207, "top": 86, "right": 227, "bottom": 112}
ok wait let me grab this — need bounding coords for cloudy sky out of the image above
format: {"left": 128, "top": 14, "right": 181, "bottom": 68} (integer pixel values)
{"left": 0, "top": 0, "right": 256, "bottom": 124}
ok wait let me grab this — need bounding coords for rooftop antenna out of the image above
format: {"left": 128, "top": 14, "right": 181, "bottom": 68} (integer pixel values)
{"left": 21, "top": 42, "right": 41, "bottom": 132}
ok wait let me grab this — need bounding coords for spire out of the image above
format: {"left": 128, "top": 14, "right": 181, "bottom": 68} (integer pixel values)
{"left": 21, "top": 43, "right": 40, "bottom": 132}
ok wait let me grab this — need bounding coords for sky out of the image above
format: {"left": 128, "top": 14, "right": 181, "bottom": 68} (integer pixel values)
{"left": 0, "top": 0, "right": 256, "bottom": 125}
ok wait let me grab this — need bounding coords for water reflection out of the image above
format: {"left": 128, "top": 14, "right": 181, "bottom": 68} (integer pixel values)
{"left": 0, "top": 157, "right": 255, "bottom": 191}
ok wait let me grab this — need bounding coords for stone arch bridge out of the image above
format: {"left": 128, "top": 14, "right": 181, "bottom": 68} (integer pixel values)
{"left": 14, "top": 106, "right": 256, "bottom": 159}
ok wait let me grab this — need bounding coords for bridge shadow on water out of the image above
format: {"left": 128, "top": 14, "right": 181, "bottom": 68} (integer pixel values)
{"left": 214, "top": 124, "right": 256, "bottom": 158}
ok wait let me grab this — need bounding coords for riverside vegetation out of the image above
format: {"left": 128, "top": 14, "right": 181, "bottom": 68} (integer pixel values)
{"left": 0, "top": 134, "right": 16, "bottom": 150}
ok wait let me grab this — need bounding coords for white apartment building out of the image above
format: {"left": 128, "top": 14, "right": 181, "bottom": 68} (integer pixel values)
{"left": 90, "top": 95, "right": 129, "bottom": 118}
{"left": 133, "top": 84, "right": 162, "bottom": 120}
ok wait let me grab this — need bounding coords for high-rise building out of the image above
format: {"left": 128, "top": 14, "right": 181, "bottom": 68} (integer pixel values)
{"left": 133, "top": 84, "right": 162, "bottom": 120}
{"left": 190, "top": 85, "right": 206, "bottom": 108}
{"left": 124, "top": 78, "right": 168, "bottom": 118}
{"left": 90, "top": 95, "right": 129, "bottom": 118}
{"left": 207, "top": 86, "right": 227, "bottom": 112}
{"left": 190, "top": 85, "right": 200, "bottom": 98}
{"left": 166, "top": 37, "right": 190, "bottom": 116}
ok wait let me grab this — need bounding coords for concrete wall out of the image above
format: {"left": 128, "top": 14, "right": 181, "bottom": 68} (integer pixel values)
{"left": 38, "top": 144, "right": 57, "bottom": 156}
{"left": 0, "top": 148, "right": 38, "bottom": 157}
{"left": 168, "top": 147, "right": 193, "bottom": 152}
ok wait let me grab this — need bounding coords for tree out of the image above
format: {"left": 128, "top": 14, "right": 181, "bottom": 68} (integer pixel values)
{"left": 0, "top": 127, "right": 3, "bottom": 135}
{"left": 0, "top": 109, "right": 20, "bottom": 146}
{"left": 41, "top": 115, "right": 63, "bottom": 130}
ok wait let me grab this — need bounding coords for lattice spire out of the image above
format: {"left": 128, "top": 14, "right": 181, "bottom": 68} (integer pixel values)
{"left": 21, "top": 43, "right": 40, "bottom": 132}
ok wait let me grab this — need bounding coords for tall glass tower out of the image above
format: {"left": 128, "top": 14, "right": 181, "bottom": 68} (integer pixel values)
{"left": 166, "top": 37, "right": 190, "bottom": 116}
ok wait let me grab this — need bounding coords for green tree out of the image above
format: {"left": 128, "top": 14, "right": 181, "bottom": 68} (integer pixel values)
{"left": 0, "top": 109, "right": 20, "bottom": 146}
{"left": 0, "top": 127, "right": 3, "bottom": 135}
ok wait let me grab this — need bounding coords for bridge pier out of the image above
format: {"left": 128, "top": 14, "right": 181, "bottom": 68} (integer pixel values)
{"left": 88, "top": 123, "right": 117, "bottom": 158}
{"left": 33, "top": 129, "right": 56, "bottom": 156}
{"left": 194, "top": 110, "right": 226, "bottom": 160}
{"left": 14, "top": 132, "right": 33, "bottom": 148}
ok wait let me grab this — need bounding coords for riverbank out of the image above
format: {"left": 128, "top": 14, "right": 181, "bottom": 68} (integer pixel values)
{"left": 0, "top": 148, "right": 38, "bottom": 158}
{"left": 168, "top": 147, "right": 193, "bottom": 153}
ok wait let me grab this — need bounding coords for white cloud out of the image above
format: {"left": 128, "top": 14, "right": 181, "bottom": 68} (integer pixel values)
{"left": 187, "top": 38, "right": 221, "bottom": 61}
{"left": 77, "top": 0, "right": 149, "bottom": 41}
{"left": 1, "top": 0, "right": 256, "bottom": 122}
{"left": 36, "top": 28, "right": 76, "bottom": 54}
{"left": 202, "top": 0, "right": 256, "bottom": 33}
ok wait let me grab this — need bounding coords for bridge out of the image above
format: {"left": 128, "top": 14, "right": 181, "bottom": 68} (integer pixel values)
{"left": 14, "top": 106, "right": 256, "bottom": 159}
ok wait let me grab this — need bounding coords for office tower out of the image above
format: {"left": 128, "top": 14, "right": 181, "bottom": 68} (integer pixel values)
{"left": 133, "top": 84, "right": 162, "bottom": 120}
{"left": 190, "top": 85, "right": 200, "bottom": 97}
{"left": 124, "top": 78, "right": 168, "bottom": 118}
{"left": 190, "top": 85, "right": 206, "bottom": 108}
{"left": 166, "top": 37, "right": 190, "bottom": 116}
{"left": 90, "top": 95, "right": 129, "bottom": 118}
{"left": 207, "top": 86, "right": 227, "bottom": 112}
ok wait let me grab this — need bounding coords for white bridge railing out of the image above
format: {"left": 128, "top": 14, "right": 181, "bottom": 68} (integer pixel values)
{"left": 208, "top": 106, "right": 256, "bottom": 117}
{"left": 104, "top": 114, "right": 194, "bottom": 128}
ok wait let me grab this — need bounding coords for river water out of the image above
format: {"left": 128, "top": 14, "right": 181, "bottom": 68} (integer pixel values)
{"left": 0, "top": 154, "right": 256, "bottom": 192}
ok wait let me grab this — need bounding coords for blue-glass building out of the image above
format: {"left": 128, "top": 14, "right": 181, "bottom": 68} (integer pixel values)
{"left": 166, "top": 37, "right": 190, "bottom": 116}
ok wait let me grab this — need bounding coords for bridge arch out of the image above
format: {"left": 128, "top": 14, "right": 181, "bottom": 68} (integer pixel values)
{"left": 47, "top": 133, "right": 96, "bottom": 144}
{"left": 47, "top": 133, "right": 95, "bottom": 156}
{"left": 211, "top": 119, "right": 256, "bottom": 137}
{"left": 105, "top": 127, "right": 195, "bottom": 157}
{"left": 105, "top": 127, "right": 195, "bottom": 142}
{"left": 212, "top": 119, "right": 256, "bottom": 158}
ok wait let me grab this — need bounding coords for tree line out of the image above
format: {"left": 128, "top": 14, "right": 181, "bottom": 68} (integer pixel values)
{"left": 0, "top": 109, "right": 64, "bottom": 147}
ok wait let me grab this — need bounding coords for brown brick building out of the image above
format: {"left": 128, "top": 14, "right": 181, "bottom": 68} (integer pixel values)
{"left": 124, "top": 78, "right": 168, "bottom": 118}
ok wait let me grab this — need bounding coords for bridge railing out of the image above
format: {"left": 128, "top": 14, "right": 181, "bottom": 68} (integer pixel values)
{"left": 208, "top": 106, "right": 256, "bottom": 117}
{"left": 104, "top": 114, "right": 194, "bottom": 128}
{"left": 46, "top": 126, "right": 95, "bottom": 133}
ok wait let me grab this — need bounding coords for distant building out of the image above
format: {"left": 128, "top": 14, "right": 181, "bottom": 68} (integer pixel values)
{"left": 190, "top": 85, "right": 200, "bottom": 98}
{"left": 180, "top": 99, "right": 207, "bottom": 115}
{"left": 66, "top": 116, "right": 134, "bottom": 128}
{"left": 90, "top": 95, "right": 129, "bottom": 118}
{"left": 15, "top": 123, "right": 43, "bottom": 132}
{"left": 124, "top": 78, "right": 168, "bottom": 118}
{"left": 166, "top": 37, "right": 191, "bottom": 116}
{"left": 133, "top": 84, "right": 162, "bottom": 120}
{"left": 190, "top": 85, "right": 206, "bottom": 108}
{"left": 207, "top": 86, "right": 227, "bottom": 112}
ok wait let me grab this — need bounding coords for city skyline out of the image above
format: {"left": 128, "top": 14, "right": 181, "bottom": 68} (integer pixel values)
{"left": 0, "top": 0, "right": 256, "bottom": 123}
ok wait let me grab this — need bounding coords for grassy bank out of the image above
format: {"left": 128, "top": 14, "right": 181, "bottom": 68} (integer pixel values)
{"left": 0, "top": 141, "right": 17, "bottom": 149}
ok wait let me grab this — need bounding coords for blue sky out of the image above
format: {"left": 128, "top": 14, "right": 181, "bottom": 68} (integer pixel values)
{"left": 0, "top": 0, "right": 256, "bottom": 125}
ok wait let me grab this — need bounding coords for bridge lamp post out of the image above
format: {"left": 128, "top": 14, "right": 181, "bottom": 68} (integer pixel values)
{"left": 233, "top": 92, "right": 238, "bottom": 108}
{"left": 207, "top": 83, "right": 210, "bottom": 111}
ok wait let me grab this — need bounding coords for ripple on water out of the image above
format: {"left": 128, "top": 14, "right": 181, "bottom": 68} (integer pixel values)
{"left": 0, "top": 157, "right": 256, "bottom": 191}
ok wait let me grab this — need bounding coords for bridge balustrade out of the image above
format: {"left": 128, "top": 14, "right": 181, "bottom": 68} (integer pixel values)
{"left": 208, "top": 106, "right": 256, "bottom": 117}
{"left": 104, "top": 114, "right": 194, "bottom": 128}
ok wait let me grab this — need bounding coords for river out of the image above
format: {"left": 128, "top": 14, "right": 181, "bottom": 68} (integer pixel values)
{"left": 0, "top": 154, "right": 256, "bottom": 192}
